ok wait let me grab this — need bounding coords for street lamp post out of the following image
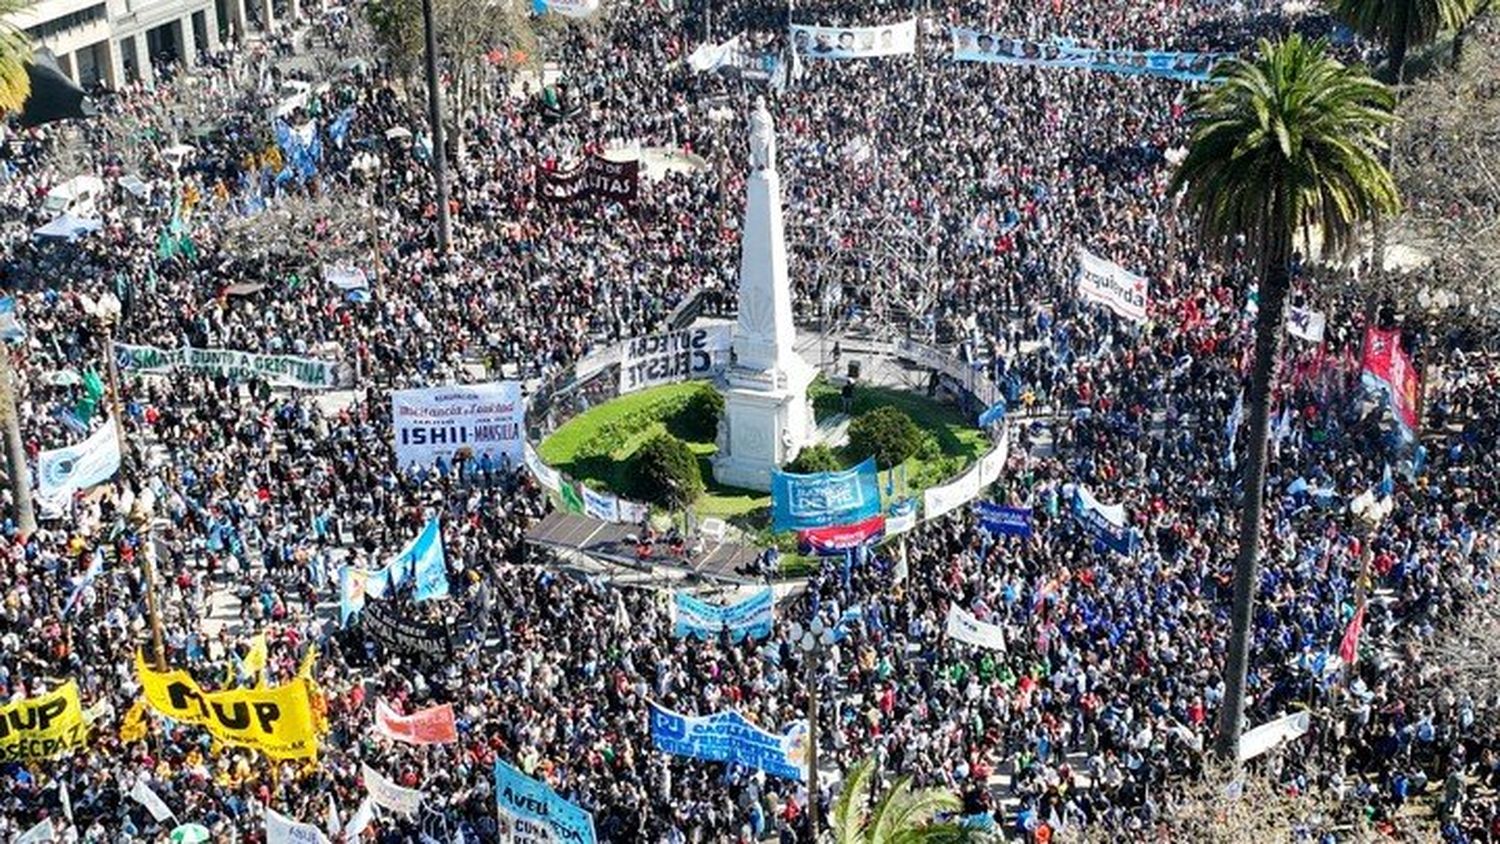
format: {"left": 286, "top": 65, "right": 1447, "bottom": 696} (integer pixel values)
{"left": 94, "top": 293, "right": 167, "bottom": 670}
{"left": 788, "top": 617, "right": 834, "bottom": 842}
{"left": 420, "top": 0, "right": 453, "bottom": 255}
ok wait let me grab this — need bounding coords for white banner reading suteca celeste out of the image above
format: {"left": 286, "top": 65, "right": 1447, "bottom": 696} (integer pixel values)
{"left": 391, "top": 382, "right": 525, "bottom": 468}
{"left": 618, "top": 323, "right": 732, "bottom": 394}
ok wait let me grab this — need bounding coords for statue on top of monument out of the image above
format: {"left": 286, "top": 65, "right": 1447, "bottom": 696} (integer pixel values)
{"left": 748, "top": 96, "right": 775, "bottom": 172}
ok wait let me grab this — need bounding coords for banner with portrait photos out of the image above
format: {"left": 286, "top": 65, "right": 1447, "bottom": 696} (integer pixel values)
{"left": 791, "top": 19, "right": 916, "bottom": 60}
{"left": 950, "top": 28, "right": 1229, "bottom": 81}
{"left": 537, "top": 156, "right": 640, "bottom": 204}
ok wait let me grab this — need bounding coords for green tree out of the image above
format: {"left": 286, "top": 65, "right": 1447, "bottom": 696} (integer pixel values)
{"left": 831, "top": 755, "right": 971, "bottom": 844}
{"left": 787, "top": 443, "right": 843, "bottom": 474}
{"left": 1331, "top": 0, "right": 1475, "bottom": 81}
{"left": 629, "top": 433, "right": 703, "bottom": 508}
{"left": 847, "top": 407, "right": 922, "bottom": 469}
{"left": 1170, "top": 35, "right": 1398, "bottom": 760}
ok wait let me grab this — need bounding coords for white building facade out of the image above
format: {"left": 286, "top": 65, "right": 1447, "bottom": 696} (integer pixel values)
{"left": 5, "top": 0, "right": 309, "bottom": 88}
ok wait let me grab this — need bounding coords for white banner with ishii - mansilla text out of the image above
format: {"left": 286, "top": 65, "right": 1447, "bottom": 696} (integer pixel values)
{"left": 391, "top": 382, "right": 525, "bottom": 469}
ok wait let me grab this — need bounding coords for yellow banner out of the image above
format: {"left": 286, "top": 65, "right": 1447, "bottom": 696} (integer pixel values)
{"left": 135, "top": 652, "right": 319, "bottom": 760}
{"left": 0, "top": 680, "right": 88, "bottom": 761}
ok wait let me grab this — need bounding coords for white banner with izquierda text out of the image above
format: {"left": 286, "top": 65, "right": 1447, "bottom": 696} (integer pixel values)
{"left": 1076, "top": 248, "right": 1149, "bottom": 323}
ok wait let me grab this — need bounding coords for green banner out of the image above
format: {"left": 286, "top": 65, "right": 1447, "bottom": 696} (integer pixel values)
{"left": 114, "top": 342, "right": 349, "bottom": 390}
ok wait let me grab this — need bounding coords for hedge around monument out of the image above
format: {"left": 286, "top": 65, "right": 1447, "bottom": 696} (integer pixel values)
{"left": 847, "top": 406, "right": 923, "bottom": 469}
{"left": 787, "top": 443, "right": 843, "bottom": 474}
{"left": 629, "top": 432, "right": 705, "bottom": 508}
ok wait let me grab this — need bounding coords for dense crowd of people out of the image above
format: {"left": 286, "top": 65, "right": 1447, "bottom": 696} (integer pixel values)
{"left": 0, "top": 0, "right": 1496, "bottom": 841}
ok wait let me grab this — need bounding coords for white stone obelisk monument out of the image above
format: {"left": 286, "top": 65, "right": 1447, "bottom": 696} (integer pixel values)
{"left": 712, "top": 97, "right": 816, "bottom": 491}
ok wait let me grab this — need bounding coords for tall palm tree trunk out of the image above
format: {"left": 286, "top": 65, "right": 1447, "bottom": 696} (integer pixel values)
{"left": 0, "top": 348, "right": 34, "bottom": 537}
{"left": 1215, "top": 226, "right": 1291, "bottom": 761}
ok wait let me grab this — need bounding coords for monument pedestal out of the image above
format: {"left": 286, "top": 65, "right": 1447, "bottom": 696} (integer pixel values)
{"left": 713, "top": 363, "right": 815, "bottom": 492}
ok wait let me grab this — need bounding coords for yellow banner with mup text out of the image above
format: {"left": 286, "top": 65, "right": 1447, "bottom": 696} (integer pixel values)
{"left": 135, "top": 652, "right": 319, "bottom": 760}
{"left": 0, "top": 680, "right": 88, "bottom": 761}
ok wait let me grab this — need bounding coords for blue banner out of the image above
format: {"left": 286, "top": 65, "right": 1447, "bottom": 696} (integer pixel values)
{"left": 493, "top": 759, "right": 597, "bottom": 844}
{"left": 974, "top": 501, "right": 1032, "bottom": 538}
{"left": 649, "top": 704, "right": 806, "bottom": 782}
{"left": 771, "top": 457, "right": 881, "bottom": 532}
{"left": 1068, "top": 483, "right": 1136, "bottom": 555}
{"left": 950, "top": 29, "right": 1230, "bottom": 81}
{"left": 389, "top": 517, "right": 448, "bottom": 601}
{"left": 673, "top": 588, "right": 774, "bottom": 641}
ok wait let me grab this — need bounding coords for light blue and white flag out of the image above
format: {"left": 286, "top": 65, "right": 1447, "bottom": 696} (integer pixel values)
{"left": 493, "top": 760, "right": 597, "bottom": 844}
{"left": 36, "top": 418, "right": 121, "bottom": 515}
{"left": 339, "top": 565, "right": 368, "bottom": 626}
{"left": 582, "top": 486, "right": 620, "bottom": 522}
{"left": 1225, "top": 390, "right": 1244, "bottom": 469}
{"left": 673, "top": 588, "right": 774, "bottom": 641}
{"left": 63, "top": 547, "right": 106, "bottom": 618}
{"left": 0, "top": 296, "right": 24, "bottom": 343}
{"left": 387, "top": 517, "right": 448, "bottom": 601}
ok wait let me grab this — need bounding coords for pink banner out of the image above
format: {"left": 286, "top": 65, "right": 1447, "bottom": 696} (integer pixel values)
{"left": 374, "top": 700, "right": 457, "bottom": 745}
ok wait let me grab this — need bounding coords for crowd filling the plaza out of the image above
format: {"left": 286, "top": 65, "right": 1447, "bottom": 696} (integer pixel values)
{"left": 0, "top": 0, "right": 1497, "bottom": 841}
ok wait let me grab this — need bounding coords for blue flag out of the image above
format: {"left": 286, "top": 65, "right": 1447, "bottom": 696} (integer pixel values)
{"left": 649, "top": 703, "right": 806, "bottom": 782}
{"left": 771, "top": 457, "right": 881, "bottom": 532}
{"left": 389, "top": 517, "right": 448, "bottom": 601}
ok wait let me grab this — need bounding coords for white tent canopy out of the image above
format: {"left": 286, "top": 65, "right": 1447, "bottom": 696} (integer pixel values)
{"left": 33, "top": 213, "right": 102, "bottom": 241}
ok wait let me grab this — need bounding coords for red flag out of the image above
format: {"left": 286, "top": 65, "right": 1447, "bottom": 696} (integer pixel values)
{"left": 1339, "top": 605, "right": 1366, "bottom": 666}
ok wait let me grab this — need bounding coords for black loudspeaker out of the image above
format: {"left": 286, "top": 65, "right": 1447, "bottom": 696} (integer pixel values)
{"left": 847, "top": 361, "right": 861, "bottom": 380}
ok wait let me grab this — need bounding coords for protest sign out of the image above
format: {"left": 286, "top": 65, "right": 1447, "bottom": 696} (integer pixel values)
{"left": 791, "top": 19, "right": 916, "bottom": 59}
{"left": 1238, "top": 711, "right": 1312, "bottom": 762}
{"left": 950, "top": 29, "right": 1228, "bottom": 81}
{"left": 617, "top": 323, "right": 732, "bottom": 394}
{"left": 798, "top": 515, "right": 886, "bottom": 554}
{"left": 373, "top": 700, "right": 457, "bottom": 746}
{"left": 1067, "top": 483, "right": 1136, "bottom": 555}
{"left": 0, "top": 681, "right": 88, "bottom": 762}
{"left": 771, "top": 457, "right": 881, "bottom": 531}
{"left": 114, "top": 342, "right": 349, "bottom": 390}
{"left": 360, "top": 600, "right": 451, "bottom": 659}
{"left": 537, "top": 157, "right": 639, "bottom": 204}
{"left": 1287, "top": 307, "right": 1326, "bottom": 343}
{"left": 649, "top": 703, "right": 806, "bottom": 782}
{"left": 36, "top": 419, "right": 120, "bottom": 515}
{"left": 391, "top": 381, "right": 525, "bottom": 468}
{"left": 136, "top": 652, "right": 320, "bottom": 759}
{"left": 945, "top": 605, "right": 1007, "bottom": 652}
{"left": 361, "top": 762, "right": 424, "bottom": 815}
{"left": 1076, "top": 249, "right": 1149, "bottom": 323}
{"left": 673, "top": 588, "right": 774, "bottom": 641}
{"left": 974, "top": 501, "right": 1032, "bottom": 538}
{"left": 494, "top": 760, "right": 598, "bottom": 844}
{"left": 265, "top": 807, "right": 331, "bottom": 844}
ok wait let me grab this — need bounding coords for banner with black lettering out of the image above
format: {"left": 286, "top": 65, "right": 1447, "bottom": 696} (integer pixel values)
{"left": 391, "top": 381, "right": 525, "bottom": 469}
{"left": 0, "top": 680, "right": 88, "bottom": 762}
{"left": 360, "top": 600, "right": 452, "bottom": 659}
{"left": 538, "top": 156, "right": 640, "bottom": 205}
{"left": 618, "top": 323, "right": 733, "bottom": 394}
{"left": 135, "top": 652, "right": 320, "bottom": 759}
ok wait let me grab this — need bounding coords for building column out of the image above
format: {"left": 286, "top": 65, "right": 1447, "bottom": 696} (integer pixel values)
{"left": 57, "top": 51, "right": 78, "bottom": 83}
{"left": 103, "top": 38, "right": 124, "bottom": 90}
{"left": 231, "top": 0, "right": 249, "bottom": 44}
{"left": 203, "top": 5, "right": 222, "bottom": 52}
{"left": 132, "top": 33, "right": 153, "bottom": 85}
{"left": 287, "top": 0, "right": 300, "bottom": 25}
{"left": 176, "top": 17, "right": 195, "bottom": 66}
{"left": 259, "top": 0, "right": 276, "bottom": 33}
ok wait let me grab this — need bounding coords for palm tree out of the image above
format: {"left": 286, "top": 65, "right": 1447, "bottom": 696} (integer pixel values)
{"left": 0, "top": 2, "right": 30, "bottom": 536}
{"left": 1330, "top": 0, "right": 1475, "bottom": 82}
{"left": 1170, "top": 35, "right": 1399, "bottom": 761}
{"left": 830, "top": 755, "right": 973, "bottom": 844}
{"left": 0, "top": 0, "right": 30, "bottom": 113}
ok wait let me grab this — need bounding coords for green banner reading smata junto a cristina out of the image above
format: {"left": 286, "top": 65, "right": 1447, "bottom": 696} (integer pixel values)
{"left": 113, "top": 341, "right": 351, "bottom": 390}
